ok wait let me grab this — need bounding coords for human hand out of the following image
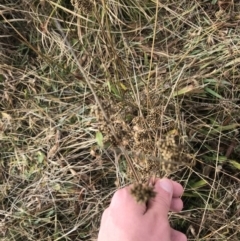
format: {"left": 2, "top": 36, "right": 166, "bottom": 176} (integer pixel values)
{"left": 97, "top": 178, "right": 187, "bottom": 241}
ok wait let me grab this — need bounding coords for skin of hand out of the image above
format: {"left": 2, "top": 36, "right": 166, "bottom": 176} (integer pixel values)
{"left": 97, "top": 178, "right": 187, "bottom": 241}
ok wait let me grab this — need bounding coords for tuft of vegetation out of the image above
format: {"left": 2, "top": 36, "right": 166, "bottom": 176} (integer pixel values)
{"left": 0, "top": 0, "right": 240, "bottom": 240}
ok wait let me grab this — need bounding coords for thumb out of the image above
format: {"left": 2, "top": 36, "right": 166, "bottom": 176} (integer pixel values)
{"left": 146, "top": 178, "right": 173, "bottom": 217}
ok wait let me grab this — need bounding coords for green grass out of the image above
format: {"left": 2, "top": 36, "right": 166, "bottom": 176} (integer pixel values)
{"left": 0, "top": 0, "right": 240, "bottom": 240}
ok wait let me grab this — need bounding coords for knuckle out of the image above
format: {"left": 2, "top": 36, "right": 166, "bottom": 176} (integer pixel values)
{"left": 111, "top": 186, "right": 130, "bottom": 205}
{"left": 101, "top": 208, "right": 109, "bottom": 221}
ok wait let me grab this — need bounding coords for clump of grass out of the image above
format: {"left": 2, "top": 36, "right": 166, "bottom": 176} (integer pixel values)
{"left": 0, "top": 0, "right": 240, "bottom": 240}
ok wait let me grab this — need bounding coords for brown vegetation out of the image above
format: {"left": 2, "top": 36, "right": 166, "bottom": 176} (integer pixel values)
{"left": 0, "top": 0, "right": 240, "bottom": 240}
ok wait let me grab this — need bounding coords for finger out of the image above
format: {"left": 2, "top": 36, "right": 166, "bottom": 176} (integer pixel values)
{"left": 150, "top": 178, "right": 184, "bottom": 198}
{"left": 170, "top": 198, "right": 183, "bottom": 212}
{"left": 109, "top": 185, "right": 147, "bottom": 216}
{"left": 170, "top": 228, "right": 188, "bottom": 241}
{"left": 146, "top": 178, "right": 173, "bottom": 217}
{"left": 100, "top": 207, "right": 109, "bottom": 222}
{"left": 171, "top": 180, "right": 184, "bottom": 198}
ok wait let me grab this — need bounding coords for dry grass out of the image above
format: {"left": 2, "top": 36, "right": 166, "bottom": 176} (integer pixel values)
{"left": 0, "top": 0, "right": 240, "bottom": 240}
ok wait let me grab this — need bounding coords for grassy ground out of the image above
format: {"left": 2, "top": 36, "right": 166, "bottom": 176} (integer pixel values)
{"left": 0, "top": 0, "right": 240, "bottom": 240}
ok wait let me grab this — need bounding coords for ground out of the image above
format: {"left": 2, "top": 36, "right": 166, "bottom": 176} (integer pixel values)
{"left": 0, "top": 0, "right": 240, "bottom": 240}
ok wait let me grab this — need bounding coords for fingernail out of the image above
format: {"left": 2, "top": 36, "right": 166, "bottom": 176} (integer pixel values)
{"left": 159, "top": 179, "right": 173, "bottom": 194}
